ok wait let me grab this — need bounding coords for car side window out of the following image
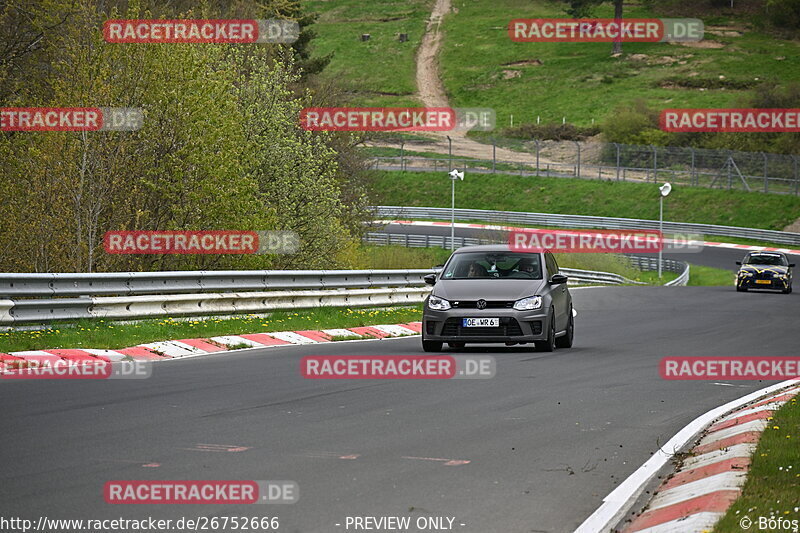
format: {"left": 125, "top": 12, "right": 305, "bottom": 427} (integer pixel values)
{"left": 544, "top": 252, "right": 557, "bottom": 277}
{"left": 549, "top": 253, "right": 560, "bottom": 274}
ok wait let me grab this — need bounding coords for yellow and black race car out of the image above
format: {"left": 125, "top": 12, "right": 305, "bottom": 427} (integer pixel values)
{"left": 736, "top": 251, "right": 794, "bottom": 294}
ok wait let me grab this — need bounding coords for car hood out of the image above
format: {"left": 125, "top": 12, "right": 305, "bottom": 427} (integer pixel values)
{"left": 433, "top": 279, "right": 546, "bottom": 301}
{"left": 739, "top": 264, "right": 789, "bottom": 275}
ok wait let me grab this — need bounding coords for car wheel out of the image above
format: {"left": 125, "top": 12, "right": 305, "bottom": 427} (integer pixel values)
{"left": 782, "top": 286, "right": 792, "bottom": 294}
{"left": 534, "top": 309, "right": 556, "bottom": 352}
{"left": 736, "top": 284, "right": 747, "bottom": 292}
{"left": 555, "top": 306, "right": 574, "bottom": 349}
{"left": 448, "top": 342, "right": 465, "bottom": 349}
{"left": 422, "top": 340, "right": 443, "bottom": 352}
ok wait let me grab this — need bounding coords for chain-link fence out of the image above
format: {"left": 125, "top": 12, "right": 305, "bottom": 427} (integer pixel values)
{"left": 367, "top": 136, "right": 800, "bottom": 195}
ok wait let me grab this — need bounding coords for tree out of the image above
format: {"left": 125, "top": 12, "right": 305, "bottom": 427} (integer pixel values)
{"left": 562, "top": 0, "right": 625, "bottom": 55}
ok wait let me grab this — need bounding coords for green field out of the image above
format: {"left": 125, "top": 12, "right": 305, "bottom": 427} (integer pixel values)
{"left": 304, "top": 0, "right": 800, "bottom": 127}
{"left": 373, "top": 170, "right": 800, "bottom": 231}
{"left": 303, "top": 0, "right": 431, "bottom": 107}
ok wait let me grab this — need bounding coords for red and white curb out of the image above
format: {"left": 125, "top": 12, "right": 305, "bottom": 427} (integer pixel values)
{"left": 379, "top": 220, "right": 800, "bottom": 256}
{"left": 575, "top": 380, "right": 800, "bottom": 533}
{"left": 0, "top": 322, "right": 422, "bottom": 371}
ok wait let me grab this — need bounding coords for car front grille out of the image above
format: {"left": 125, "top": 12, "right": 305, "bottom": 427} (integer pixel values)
{"left": 451, "top": 301, "right": 514, "bottom": 309}
{"left": 442, "top": 317, "right": 523, "bottom": 337}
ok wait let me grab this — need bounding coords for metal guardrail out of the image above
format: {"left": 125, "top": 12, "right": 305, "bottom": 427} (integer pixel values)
{"left": 0, "top": 270, "right": 433, "bottom": 298}
{"left": 0, "top": 270, "right": 434, "bottom": 325}
{"left": 374, "top": 206, "right": 800, "bottom": 246}
{"left": 0, "top": 242, "right": 691, "bottom": 324}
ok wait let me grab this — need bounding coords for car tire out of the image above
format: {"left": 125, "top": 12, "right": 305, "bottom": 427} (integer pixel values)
{"left": 782, "top": 286, "right": 792, "bottom": 294}
{"left": 422, "top": 340, "right": 443, "bottom": 352}
{"left": 534, "top": 309, "right": 556, "bottom": 352}
{"left": 736, "top": 284, "right": 747, "bottom": 292}
{"left": 448, "top": 342, "right": 466, "bottom": 349}
{"left": 555, "top": 306, "right": 574, "bottom": 349}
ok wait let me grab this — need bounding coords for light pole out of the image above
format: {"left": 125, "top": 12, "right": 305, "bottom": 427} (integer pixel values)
{"left": 658, "top": 182, "right": 672, "bottom": 278}
{"left": 449, "top": 168, "right": 464, "bottom": 251}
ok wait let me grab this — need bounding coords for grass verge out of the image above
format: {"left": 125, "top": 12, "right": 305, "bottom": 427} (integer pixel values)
{"left": 688, "top": 264, "right": 736, "bottom": 286}
{"left": 373, "top": 170, "right": 800, "bottom": 231}
{"left": 713, "top": 394, "right": 800, "bottom": 532}
{"left": 0, "top": 306, "right": 423, "bottom": 353}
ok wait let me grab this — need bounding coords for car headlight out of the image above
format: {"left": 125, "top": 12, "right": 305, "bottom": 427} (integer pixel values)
{"left": 427, "top": 295, "right": 451, "bottom": 311}
{"left": 776, "top": 274, "right": 788, "bottom": 280}
{"left": 739, "top": 271, "right": 753, "bottom": 277}
{"left": 513, "top": 296, "right": 543, "bottom": 311}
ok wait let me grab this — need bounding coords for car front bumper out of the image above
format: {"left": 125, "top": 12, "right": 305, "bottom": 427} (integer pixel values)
{"left": 422, "top": 308, "right": 551, "bottom": 343}
{"left": 738, "top": 277, "right": 790, "bottom": 290}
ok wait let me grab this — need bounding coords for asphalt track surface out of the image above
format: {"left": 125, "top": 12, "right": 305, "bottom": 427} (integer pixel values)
{"left": 377, "top": 222, "right": 793, "bottom": 271}
{"left": 2, "top": 286, "right": 798, "bottom": 533}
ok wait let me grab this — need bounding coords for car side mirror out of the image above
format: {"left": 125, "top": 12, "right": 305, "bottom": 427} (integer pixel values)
{"left": 735, "top": 261, "right": 741, "bottom": 265}
{"left": 790, "top": 264, "right": 796, "bottom": 268}
{"left": 550, "top": 274, "right": 568, "bottom": 285}
{"left": 424, "top": 273, "right": 437, "bottom": 285}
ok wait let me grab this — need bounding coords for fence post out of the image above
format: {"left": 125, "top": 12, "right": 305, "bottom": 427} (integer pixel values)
{"left": 651, "top": 145, "right": 658, "bottom": 183}
{"left": 728, "top": 150, "right": 733, "bottom": 190}
{"left": 400, "top": 140, "right": 405, "bottom": 172}
{"left": 689, "top": 147, "right": 696, "bottom": 186}
{"left": 762, "top": 152, "right": 768, "bottom": 193}
{"left": 614, "top": 143, "right": 621, "bottom": 181}
{"left": 575, "top": 141, "right": 581, "bottom": 178}
{"left": 535, "top": 140, "right": 540, "bottom": 177}
{"left": 793, "top": 155, "right": 799, "bottom": 196}
{"left": 492, "top": 138, "right": 496, "bottom": 173}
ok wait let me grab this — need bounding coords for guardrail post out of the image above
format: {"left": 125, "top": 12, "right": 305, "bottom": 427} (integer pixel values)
{"left": 614, "top": 143, "right": 620, "bottom": 181}
{"left": 763, "top": 152, "right": 769, "bottom": 193}
{"left": 574, "top": 141, "right": 581, "bottom": 178}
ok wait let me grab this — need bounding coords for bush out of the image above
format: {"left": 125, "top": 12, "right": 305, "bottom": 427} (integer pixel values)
{"left": 502, "top": 122, "right": 601, "bottom": 141}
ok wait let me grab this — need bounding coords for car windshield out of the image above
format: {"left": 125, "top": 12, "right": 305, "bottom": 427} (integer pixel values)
{"left": 441, "top": 252, "right": 543, "bottom": 280}
{"left": 745, "top": 254, "right": 787, "bottom": 266}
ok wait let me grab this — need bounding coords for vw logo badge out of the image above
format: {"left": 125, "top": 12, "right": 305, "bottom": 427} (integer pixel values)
{"left": 476, "top": 299, "right": 487, "bottom": 310}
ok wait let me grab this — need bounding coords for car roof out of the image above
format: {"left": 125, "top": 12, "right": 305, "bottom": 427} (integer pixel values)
{"left": 746, "top": 251, "right": 786, "bottom": 257}
{"left": 452, "top": 244, "right": 544, "bottom": 254}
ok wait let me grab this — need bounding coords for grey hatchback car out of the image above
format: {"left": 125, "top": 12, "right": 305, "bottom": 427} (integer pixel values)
{"left": 421, "top": 245, "right": 574, "bottom": 352}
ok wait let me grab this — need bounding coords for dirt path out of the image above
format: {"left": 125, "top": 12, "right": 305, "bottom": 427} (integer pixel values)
{"left": 416, "top": 0, "right": 450, "bottom": 109}
{"left": 366, "top": 0, "right": 566, "bottom": 166}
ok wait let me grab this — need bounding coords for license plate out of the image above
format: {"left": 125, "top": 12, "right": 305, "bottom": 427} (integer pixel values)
{"left": 462, "top": 318, "right": 499, "bottom": 327}
{"left": 755, "top": 279, "right": 772, "bottom": 284}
